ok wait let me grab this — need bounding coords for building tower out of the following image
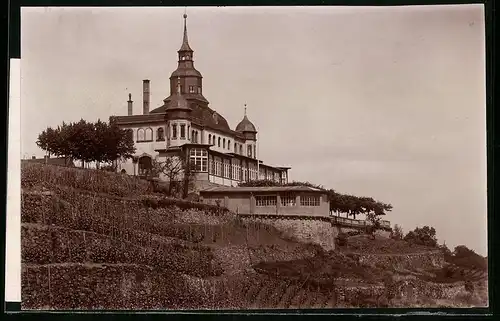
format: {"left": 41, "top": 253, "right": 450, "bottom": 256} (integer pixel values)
{"left": 164, "top": 13, "right": 208, "bottom": 108}
{"left": 236, "top": 105, "right": 258, "bottom": 159}
{"left": 164, "top": 77, "right": 193, "bottom": 148}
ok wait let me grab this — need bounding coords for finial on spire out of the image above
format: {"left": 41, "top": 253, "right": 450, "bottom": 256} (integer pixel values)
{"left": 179, "top": 9, "right": 192, "bottom": 52}
{"left": 244, "top": 104, "right": 247, "bottom": 117}
{"left": 128, "top": 93, "right": 132, "bottom": 101}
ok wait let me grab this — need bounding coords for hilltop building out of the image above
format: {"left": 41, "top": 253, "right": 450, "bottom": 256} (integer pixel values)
{"left": 111, "top": 14, "right": 290, "bottom": 189}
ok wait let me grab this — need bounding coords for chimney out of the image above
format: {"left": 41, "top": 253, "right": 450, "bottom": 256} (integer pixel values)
{"left": 127, "top": 93, "right": 133, "bottom": 116}
{"left": 143, "top": 79, "right": 150, "bottom": 115}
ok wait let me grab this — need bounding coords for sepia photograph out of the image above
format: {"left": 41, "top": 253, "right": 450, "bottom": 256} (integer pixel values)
{"left": 17, "top": 5, "right": 487, "bottom": 310}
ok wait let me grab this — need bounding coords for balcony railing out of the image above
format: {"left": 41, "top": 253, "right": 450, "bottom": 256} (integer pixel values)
{"left": 331, "top": 216, "right": 391, "bottom": 229}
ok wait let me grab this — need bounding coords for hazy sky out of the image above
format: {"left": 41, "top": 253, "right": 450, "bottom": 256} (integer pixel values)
{"left": 20, "top": 5, "right": 487, "bottom": 255}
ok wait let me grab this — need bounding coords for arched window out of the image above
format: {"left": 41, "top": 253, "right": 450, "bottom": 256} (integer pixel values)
{"left": 254, "top": 145, "right": 256, "bottom": 159}
{"left": 218, "top": 137, "right": 221, "bottom": 147}
{"left": 228, "top": 140, "right": 231, "bottom": 150}
{"left": 137, "top": 128, "right": 145, "bottom": 142}
{"left": 192, "top": 130, "right": 195, "bottom": 143}
{"left": 209, "top": 134, "right": 212, "bottom": 145}
{"left": 234, "top": 142, "right": 237, "bottom": 152}
{"left": 213, "top": 136, "right": 216, "bottom": 145}
{"left": 223, "top": 138, "right": 226, "bottom": 149}
{"left": 247, "top": 145, "right": 252, "bottom": 158}
{"left": 239, "top": 145, "right": 243, "bottom": 155}
{"left": 157, "top": 128, "right": 165, "bottom": 141}
{"left": 145, "top": 128, "right": 153, "bottom": 141}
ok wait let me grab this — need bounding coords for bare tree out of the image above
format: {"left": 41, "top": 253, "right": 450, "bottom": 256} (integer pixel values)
{"left": 152, "top": 153, "right": 195, "bottom": 197}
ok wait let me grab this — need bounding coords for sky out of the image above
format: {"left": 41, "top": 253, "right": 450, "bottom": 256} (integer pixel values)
{"left": 20, "top": 5, "right": 487, "bottom": 255}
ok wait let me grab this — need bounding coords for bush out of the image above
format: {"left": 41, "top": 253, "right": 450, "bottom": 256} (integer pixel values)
{"left": 403, "top": 226, "right": 438, "bottom": 248}
{"left": 336, "top": 233, "right": 348, "bottom": 247}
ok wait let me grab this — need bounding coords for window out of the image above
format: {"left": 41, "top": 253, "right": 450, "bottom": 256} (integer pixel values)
{"left": 218, "top": 137, "right": 221, "bottom": 147}
{"left": 281, "top": 195, "right": 296, "bottom": 207}
{"left": 188, "top": 126, "right": 190, "bottom": 139}
{"left": 234, "top": 142, "right": 237, "bottom": 152}
{"left": 247, "top": 145, "right": 252, "bottom": 158}
{"left": 239, "top": 145, "right": 243, "bottom": 155}
{"left": 144, "top": 128, "right": 153, "bottom": 141}
{"left": 198, "top": 87, "right": 202, "bottom": 94}
{"left": 209, "top": 134, "right": 212, "bottom": 145}
{"left": 172, "top": 124, "right": 177, "bottom": 139}
{"left": 215, "top": 158, "right": 222, "bottom": 176}
{"left": 228, "top": 140, "right": 231, "bottom": 150}
{"left": 156, "top": 128, "right": 165, "bottom": 141}
{"left": 189, "top": 148, "right": 208, "bottom": 172}
{"left": 137, "top": 128, "right": 145, "bottom": 142}
{"left": 210, "top": 159, "right": 215, "bottom": 174}
{"left": 189, "top": 86, "right": 195, "bottom": 93}
{"left": 256, "top": 196, "right": 277, "bottom": 207}
{"left": 254, "top": 145, "right": 257, "bottom": 159}
{"left": 127, "top": 129, "right": 134, "bottom": 142}
{"left": 301, "top": 195, "right": 320, "bottom": 207}
{"left": 223, "top": 139, "right": 226, "bottom": 149}
{"left": 180, "top": 124, "right": 186, "bottom": 139}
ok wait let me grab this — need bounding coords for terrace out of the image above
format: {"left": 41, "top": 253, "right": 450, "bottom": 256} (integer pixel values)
{"left": 331, "top": 216, "right": 391, "bottom": 231}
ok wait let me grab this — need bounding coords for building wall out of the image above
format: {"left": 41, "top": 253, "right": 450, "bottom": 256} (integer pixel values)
{"left": 200, "top": 192, "right": 330, "bottom": 218}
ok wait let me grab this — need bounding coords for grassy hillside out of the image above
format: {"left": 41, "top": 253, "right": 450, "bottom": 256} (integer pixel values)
{"left": 21, "top": 163, "right": 488, "bottom": 309}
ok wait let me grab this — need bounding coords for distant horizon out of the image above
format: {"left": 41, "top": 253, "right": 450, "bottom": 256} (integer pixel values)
{"left": 20, "top": 5, "right": 487, "bottom": 256}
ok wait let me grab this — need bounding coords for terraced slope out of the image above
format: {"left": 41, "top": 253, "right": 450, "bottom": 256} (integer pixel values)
{"left": 21, "top": 163, "right": 488, "bottom": 309}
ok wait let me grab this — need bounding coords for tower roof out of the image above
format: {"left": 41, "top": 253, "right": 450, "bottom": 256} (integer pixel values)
{"left": 165, "top": 78, "right": 192, "bottom": 113}
{"left": 236, "top": 106, "right": 257, "bottom": 132}
{"left": 178, "top": 13, "right": 193, "bottom": 52}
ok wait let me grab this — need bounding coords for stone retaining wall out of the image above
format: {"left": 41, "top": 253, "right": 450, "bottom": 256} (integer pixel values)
{"left": 241, "top": 216, "right": 336, "bottom": 251}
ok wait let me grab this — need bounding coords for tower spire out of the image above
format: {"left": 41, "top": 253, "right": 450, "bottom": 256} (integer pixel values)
{"left": 179, "top": 10, "right": 192, "bottom": 52}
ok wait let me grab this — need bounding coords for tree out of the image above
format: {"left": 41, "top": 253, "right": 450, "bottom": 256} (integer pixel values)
{"left": 391, "top": 224, "right": 404, "bottom": 240}
{"left": 151, "top": 153, "right": 194, "bottom": 198}
{"left": 35, "top": 118, "right": 135, "bottom": 168}
{"left": 103, "top": 118, "right": 135, "bottom": 164}
{"left": 403, "top": 226, "right": 438, "bottom": 247}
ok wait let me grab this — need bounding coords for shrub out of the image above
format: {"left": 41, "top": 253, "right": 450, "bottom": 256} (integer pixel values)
{"left": 335, "top": 233, "right": 348, "bottom": 247}
{"left": 403, "top": 226, "right": 438, "bottom": 248}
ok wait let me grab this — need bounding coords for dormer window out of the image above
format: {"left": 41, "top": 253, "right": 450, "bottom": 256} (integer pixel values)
{"left": 189, "top": 86, "right": 195, "bottom": 93}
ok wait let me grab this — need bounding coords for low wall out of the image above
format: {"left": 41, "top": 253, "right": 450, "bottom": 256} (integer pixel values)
{"left": 240, "top": 215, "right": 336, "bottom": 251}
{"left": 347, "top": 251, "right": 446, "bottom": 271}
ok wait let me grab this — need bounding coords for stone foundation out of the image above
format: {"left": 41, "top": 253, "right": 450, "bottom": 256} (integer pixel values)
{"left": 241, "top": 216, "right": 336, "bottom": 251}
